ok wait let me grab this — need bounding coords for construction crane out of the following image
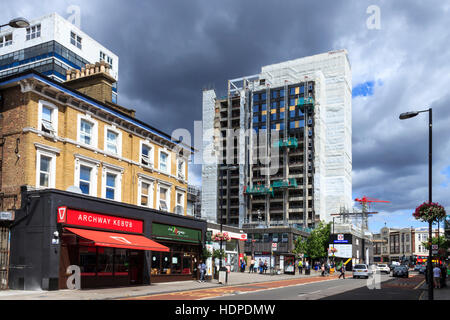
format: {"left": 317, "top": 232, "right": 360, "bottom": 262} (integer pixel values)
{"left": 354, "top": 196, "right": 390, "bottom": 231}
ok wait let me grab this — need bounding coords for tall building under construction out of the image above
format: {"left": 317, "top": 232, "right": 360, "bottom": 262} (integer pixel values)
{"left": 201, "top": 50, "right": 352, "bottom": 230}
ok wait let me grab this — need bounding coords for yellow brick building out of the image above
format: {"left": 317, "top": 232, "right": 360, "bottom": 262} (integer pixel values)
{"left": 0, "top": 62, "right": 192, "bottom": 215}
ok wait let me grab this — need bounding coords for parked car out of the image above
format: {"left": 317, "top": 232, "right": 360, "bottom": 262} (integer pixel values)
{"left": 418, "top": 265, "right": 427, "bottom": 274}
{"left": 389, "top": 262, "right": 400, "bottom": 271}
{"left": 376, "top": 264, "right": 390, "bottom": 274}
{"left": 414, "top": 264, "right": 424, "bottom": 271}
{"left": 392, "top": 266, "right": 409, "bottom": 278}
{"left": 353, "top": 264, "right": 372, "bottom": 279}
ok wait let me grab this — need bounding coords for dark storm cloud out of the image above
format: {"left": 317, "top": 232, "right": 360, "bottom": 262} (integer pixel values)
{"left": 1, "top": 1, "right": 448, "bottom": 227}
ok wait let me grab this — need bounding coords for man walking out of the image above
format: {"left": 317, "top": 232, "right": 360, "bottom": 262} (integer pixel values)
{"left": 298, "top": 260, "right": 303, "bottom": 275}
{"left": 338, "top": 263, "right": 346, "bottom": 279}
{"left": 198, "top": 260, "right": 206, "bottom": 282}
{"left": 433, "top": 264, "right": 441, "bottom": 289}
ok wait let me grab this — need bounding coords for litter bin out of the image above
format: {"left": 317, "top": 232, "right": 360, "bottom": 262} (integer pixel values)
{"left": 218, "top": 267, "right": 228, "bottom": 284}
{"left": 305, "top": 268, "right": 310, "bottom": 275}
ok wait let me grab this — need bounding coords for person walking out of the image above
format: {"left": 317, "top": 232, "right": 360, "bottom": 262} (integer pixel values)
{"left": 338, "top": 263, "right": 346, "bottom": 279}
{"left": 321, "top": 263, "right": 325, "bottom": 277}
{"left": 249, "top": 257, "right": 255, "bottom": 273}
{"left": 263, "top": 260, "right": 268, "bottom": 274}
{"left": 298, "top": 260, "right": 303, "bottom": 275}
{"left": 198, "top": 260, "right": 206, "bottom": 282}
{"left": 259, "top": 259, "right": 263, "bottom": 274}
{"left": 433, "top": 264, "right": 441, "bottom": 289}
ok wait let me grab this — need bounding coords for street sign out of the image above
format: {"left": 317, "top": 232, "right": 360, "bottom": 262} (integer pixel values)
{"left": 272, "top": 243, "right": 277, "bottom": 250}
{"left": 432, "top": 245, "right": 438, "bottom": 250}
{"left": 432, "top": 250, "right": 438, "bottom": 255}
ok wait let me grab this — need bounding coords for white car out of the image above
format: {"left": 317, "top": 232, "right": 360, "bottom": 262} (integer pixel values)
{"left": 376, "top": 264, "right": 390, "bottom": 274}
{"left": 352, "top": 264, "right": 372, "bottom": 279}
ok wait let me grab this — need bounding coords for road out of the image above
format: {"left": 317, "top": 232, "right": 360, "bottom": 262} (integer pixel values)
{"left": 123, "top": 272, "right": 425, "bottom": 301}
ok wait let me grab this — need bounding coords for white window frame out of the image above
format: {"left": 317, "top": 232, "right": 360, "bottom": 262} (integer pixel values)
{"left": 157, "top": 183, "right": 171, "bottom": 212}
{"left": 177, "top": 158, "right": 186, "bottom": 180}
{"left": 0, "top": 33, "right": 12, "bottom": 47}
{"left": 77, "top": 114, "right": 98, "bottom": 148}
{"left": 175, "top": 190, "right": 185, "bottom": 215}
{"left": 38, "top": 100, "right": 58, "bottom": 136}
{"left": 139, "top": 140, "right": 154, "bottom": 169}
{"left": 101, "top": 164, "right": 123, "bottom": 202}
{"left": 70, "top": 31, "right": 82, "bottom": 49}
{"left": 137, "top": 175, "right": 154, "bottom": 208}
{"left": 104, "top": 125, "right": 122, "bottom": 156}
{"left": 158, "top": 149, "right": 171, "bottom": 174}
{"left": 35, "top": 147, "right": 58, "bottom": 189}
{"left": 26, "top": 24, "right": 41, "bottom": 41}
{"left": 74, "top": 156, "right": 99, "bottom": 197}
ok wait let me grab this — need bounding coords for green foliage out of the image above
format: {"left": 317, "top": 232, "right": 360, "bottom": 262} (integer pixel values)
{"left": 293, "top": 221, "right": 331, "bottom": 260}
{"left": 202, "top": 247, "right": 212, "bottom": 261}
{"left": 422, "top": 236, "right": 449, "bottom": 254}
{"left": 212, "top": 249, "right": 226, "bottom": 260}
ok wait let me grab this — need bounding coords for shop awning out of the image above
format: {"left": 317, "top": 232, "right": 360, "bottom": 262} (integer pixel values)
{"left": 66, "top": 228, "right": 169, "bottom": 252}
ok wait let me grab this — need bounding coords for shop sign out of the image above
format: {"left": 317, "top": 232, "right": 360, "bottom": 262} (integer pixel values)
{"left": 0, "top": 211, "right": 14, "bottom": 221}
{"left": 209, "top": 229, "right": 247, "bottom": 241}
{"left": 57, "top": 207, "right": 143, "bottom": 233}
{"left": 152, "top": 223, "right": 202, "bottom": 243}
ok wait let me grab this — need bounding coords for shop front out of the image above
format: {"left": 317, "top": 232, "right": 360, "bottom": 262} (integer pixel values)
{"left": 57, "top": 207, "right": 169, "bottom": 289}
{"left": 8, "top": 188, "right": 207, "bottom": 291}
{"left": 150, "top": 222, "right": 203, "bottom": 283}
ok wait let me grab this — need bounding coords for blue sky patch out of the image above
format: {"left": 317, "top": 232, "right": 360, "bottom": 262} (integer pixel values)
{"left": 353, "top": 80, "right": 375, "bottom": 98}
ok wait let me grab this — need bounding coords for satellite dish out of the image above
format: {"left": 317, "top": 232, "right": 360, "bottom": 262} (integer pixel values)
{"left": 66, "top": 186, "right": 83, "bottom": 194}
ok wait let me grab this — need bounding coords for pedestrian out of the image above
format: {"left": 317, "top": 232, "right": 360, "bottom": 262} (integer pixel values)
{"left": 321, "top": 263, "right": 325, "bottom": 277}
{"left": 433, "top": 264, "right": 441, "bottom": 289}
{"left": 259, "top": 259, "right": 263, "bottom": 274}
{"left": 440, "top": 262, "right": 447, "bottom": 288}
{"left": 241, "top": 259, "right": 246, "bottom": 272}
{"left": 198, "top": 260, "right": 206, "bottom": 282}
{"left": 249, "top": 257, "right": 255, "bottom": 273}
{"left": 305, "top": 261, "right": 310, "bottom": 274}
{"left": 338, "top": 263, "right": 346, "bottom": 279}
{"left": 263, "top": 260, "right": 268, "bottom": 274}
{"left": 298, "top": 260, "right": 303, "bottom": 275}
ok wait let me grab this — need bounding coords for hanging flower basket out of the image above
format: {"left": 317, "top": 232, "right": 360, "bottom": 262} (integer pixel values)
{"left": 211, "top": 232, "right": 231, "bottom": 242}
{"left": 413, "top": 202, "right": 447, "bottom": 222}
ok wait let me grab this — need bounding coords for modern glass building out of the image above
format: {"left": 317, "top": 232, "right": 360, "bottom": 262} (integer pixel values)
{"left": 0, "top": 12, "right": 119, "bottom": 102}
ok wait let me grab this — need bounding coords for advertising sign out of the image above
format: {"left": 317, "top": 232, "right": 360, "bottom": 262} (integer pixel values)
{"left": 331, "top": 233, "right": 352, "bottom": 244}
{"left": 152, "top": 223, "right": 202, "bottom": 243}
{"left": 328, "top": 244, "right": 352, "bottom": 258}
{"left": 57, "top": 207, "right": 143, "bottom": 233}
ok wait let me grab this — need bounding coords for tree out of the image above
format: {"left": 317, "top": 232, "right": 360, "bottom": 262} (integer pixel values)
{"left": 422, "top": 236, "right": 449, "bottom": 258}
{"left": 293, "top": 221, "right": 331, "bottom": 261}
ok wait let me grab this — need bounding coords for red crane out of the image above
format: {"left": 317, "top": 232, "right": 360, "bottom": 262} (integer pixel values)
{"left": 354, "top": 196, "right": 390, "bottom": 231}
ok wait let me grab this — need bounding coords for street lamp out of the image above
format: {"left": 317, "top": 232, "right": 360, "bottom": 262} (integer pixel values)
{"left": 399, "top": 107, "right": 433, "bottom": 300}
{"left": 219, "top": 164, "right": 239, "bottom": 272}
{"left": 0, "top": 17, "right": 30, "bottom": 30}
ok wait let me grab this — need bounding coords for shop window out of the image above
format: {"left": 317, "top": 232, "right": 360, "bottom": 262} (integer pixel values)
{"left": 79, "top": 246, "right": 97, "bottom": 274}
{"left": 98, "top": 247, "right": 114, "bottom": 276}
{"left": 161, "top": 252, "right": 171, "bottom": 274}
{"left": 114, "top": 249, "right": 129, "bottom": 275}
{"left": 182, "top": 256, "right": 192, "bottom": 274}
{"left": 151, "top": 253, "right": 161, "bottom": 275}
{"left": 172, "top": 253, "right": 182, "bottom": 274}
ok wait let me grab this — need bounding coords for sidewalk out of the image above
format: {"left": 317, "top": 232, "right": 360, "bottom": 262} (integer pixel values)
{"left": 0, "top": 269, "right": 328, "bottom": 300}
{"left": 418, "top": 278, "right": 450, "bottom": 300}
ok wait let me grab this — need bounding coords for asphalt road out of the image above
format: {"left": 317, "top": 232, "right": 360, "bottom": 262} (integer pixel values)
{"left": 207, "top": 273, "right": 424, "bottom": 300}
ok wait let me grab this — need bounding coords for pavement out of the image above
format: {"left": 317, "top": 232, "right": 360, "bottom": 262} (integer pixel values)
{"left": 418, "top": 277, "right": 450, "bottom": 300}
{"left": 0, "top": 269, "right": 330, "bottom": 300}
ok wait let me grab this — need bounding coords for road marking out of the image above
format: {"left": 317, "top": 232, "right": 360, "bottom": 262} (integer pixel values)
{"left": 414, "top": 279, "right": 425, "bottom": 290}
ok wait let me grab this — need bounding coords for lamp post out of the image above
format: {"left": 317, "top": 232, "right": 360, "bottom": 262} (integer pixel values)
{"left": 219, "top": 164, "right": 238, "bottom": 271}
{"left": 399, "top": 107, "right": 433, "bottom": 300}
{"left": 0, "top": 17, "right": 30, "bottom": 30}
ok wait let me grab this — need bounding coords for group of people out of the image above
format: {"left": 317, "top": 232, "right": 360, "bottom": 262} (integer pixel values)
{"left": 247, "top": 258, "right": 269, "bottom": 274}
{"left": 430, "top": 263, "right": 448, "bottom": 289}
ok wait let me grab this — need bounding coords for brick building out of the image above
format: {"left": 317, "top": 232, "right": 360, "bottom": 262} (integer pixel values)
{"left": 0, "top": 65, "right": 207, "bottom": 290}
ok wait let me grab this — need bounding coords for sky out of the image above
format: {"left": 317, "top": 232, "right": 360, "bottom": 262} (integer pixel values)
{"left": 1, "top": 0, "right": 449, "bottom": 233}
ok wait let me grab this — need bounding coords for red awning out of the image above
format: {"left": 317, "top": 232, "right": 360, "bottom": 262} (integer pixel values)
{"left": 66, "top": 227, "right": 169, "bottom": 252}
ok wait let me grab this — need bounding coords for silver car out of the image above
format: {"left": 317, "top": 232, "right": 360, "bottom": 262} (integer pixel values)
{"left": 352, "top": 264, "right": 372, "bottom": 279}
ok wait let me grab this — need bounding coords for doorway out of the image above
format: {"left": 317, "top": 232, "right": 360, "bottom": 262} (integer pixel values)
{"left": 129, "top": 250, "right": 144, "bottom": 285}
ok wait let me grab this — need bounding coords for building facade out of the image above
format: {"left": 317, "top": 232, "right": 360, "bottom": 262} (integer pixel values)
{"left": 0, "top": 66, "right": 198, "bottom": 290}
{"left": 0, "top": 13, "right": 119, "bottom": 102}
{"left": 372, "top": 227, "right": 443, "bottom": 264}
{"left": 187, "top": 185, "right": 201, "bottom": 218}
{"left": 201, "top": 50, "right": 352, "bottom": 230}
